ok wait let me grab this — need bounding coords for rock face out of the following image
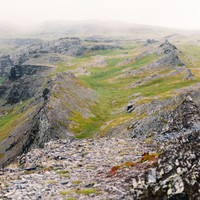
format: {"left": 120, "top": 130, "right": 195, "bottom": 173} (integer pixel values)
{"left": 0, "top": 71, "right": 98, "bottom": 167}
{"left": 10, "top": 37, "right": 120, "bottom": 65}
{"left": 144, "top": 39, "right": 158, "bottom": 46}
{"left": 0, "top": 55, "right": 13, "bottom": 77}
{"left": 149, "top": 40, "right": 185, "bottom": 68}
{"left": 11, "top": 37, "right": 84, "bottom": 65}
{"left": 132, "top": 131, "right": 200, "bottom": 200}
{"left": 0, "top": 65, "right": 51, "bottom": 104}
{"left": 108, "top": 91, "right": 200, "bottom": 143}
{"left": 161, "top": 96, "right": 200, "bottom": 133}
{"left": 130, "top": 95, "right": 200, "bottom": 141}
{"left": 124, "top": 40, "right": 186, "bottom": 80}
{"left": 23, "top": 72, "right": 98, "bottom": 150}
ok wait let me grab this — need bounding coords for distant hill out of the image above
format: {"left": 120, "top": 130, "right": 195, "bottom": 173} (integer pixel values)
{"left": 0, "top": 20, "right": 195, "bottom": 40}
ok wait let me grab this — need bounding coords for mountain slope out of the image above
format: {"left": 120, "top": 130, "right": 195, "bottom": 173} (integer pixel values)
{"left": 1, "top": 34, "right": 200, "bottom": 166}
{"left": 0, "top": 26, "right": 200, "bottom": 199}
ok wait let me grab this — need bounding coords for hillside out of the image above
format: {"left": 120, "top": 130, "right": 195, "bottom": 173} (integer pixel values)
{"left": 0, "top": 24, "right": 200, "bottom": 199}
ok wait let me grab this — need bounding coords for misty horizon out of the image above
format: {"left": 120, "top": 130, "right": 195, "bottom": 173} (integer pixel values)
{"left": 0, "top": 0, "right": 200, "bottom": 31}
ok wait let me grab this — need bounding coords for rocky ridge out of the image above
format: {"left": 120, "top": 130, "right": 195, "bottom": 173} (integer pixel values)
{"left": 0, "top": 72, "right": 98, "bottom": 167}
{"left": 125, "top": 40, "right": 187, "bottom": 80}
{"left": 9, "top": 37, "right": 120, "bottom": 66}
{"left": 112, "top": 92, "right": 200, "bottom": 142}
{"left": 130, "top": 94, "right": 200, "bottom": 139}
{"left": 0, "top": 36, "right": 117, "bottom": 167}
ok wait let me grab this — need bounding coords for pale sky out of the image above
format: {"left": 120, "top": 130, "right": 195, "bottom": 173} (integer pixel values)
{"left": 0, "top": 0, "right": 200, "bottom": 29}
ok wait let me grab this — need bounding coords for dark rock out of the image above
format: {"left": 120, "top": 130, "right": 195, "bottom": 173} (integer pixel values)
{"left": 159, "top": 40, "right": 177, "bottom": 54}
{"left": 1, "top": 65, "right": 51, "bottom": 104}
{"left": 0, "top": 85, "right": 8, "bottom": 96}
{"left": 90, "top": 44, "right": 119, "bottom": 51}
{"left": 184, "top": 69, "right": 195, "bottom": 80}
{"left": 0, "top": 55, "right": 13, "bottom": 77}
{"left": 132, "top": 131, "right": 200, "bottom": 200}
{"left": 158, "top": 40, "right": 185, "bottom": 66}
{"left": 127, "top": 100, "right": 135, "bottom": 113}
{"left": 42, "top": 88, "right": 50, "bottom": 101}
{"left": 61, "top": 181, "right": 68, "bottom": 185}
{"left": 24, "top": 166, "right": 37, "bottom": 171}
{"left": 144, "top": 39, "right": 158, "bottom": 46}
{"left": 9, "top": 65, "right": 23, "bottom": 80}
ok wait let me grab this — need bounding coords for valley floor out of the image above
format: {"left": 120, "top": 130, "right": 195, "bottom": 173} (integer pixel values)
{"left": 0, "top": 138, "right": 156, "bottom": 200}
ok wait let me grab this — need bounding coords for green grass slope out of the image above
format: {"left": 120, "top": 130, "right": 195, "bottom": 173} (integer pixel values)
{"left": 66, "top": 41, "right": 200, "bottom": 138}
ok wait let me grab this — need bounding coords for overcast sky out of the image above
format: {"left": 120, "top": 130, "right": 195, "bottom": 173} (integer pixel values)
{"left": 0, "top": 0, "right": 200, "bottom": 29}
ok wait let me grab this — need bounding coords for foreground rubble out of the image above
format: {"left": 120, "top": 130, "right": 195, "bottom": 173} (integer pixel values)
{"left": 1, "top": 130, "right": 199, "bottom": 200}
{"left": 0, "top": 138, "right": 155, "bottom": 200}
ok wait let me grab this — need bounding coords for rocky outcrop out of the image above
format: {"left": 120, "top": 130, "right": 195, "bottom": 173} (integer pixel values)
{"left": 184, "top": 69, "right": 195, "bottom": 80}
{"left": 0, "top": 65, "right": 51, "bottom": 104}
{"left": 23, "top": 72, "right": 98, "bottom": 150}
{"left": 159, "top": 39, "right": 177, "bottom": 54}
{"left": 148, "top": 40, "right": 185, "bottom": 69}
{"left": 0, "top": 72, "right": 98, "bottom": 167}
{"left": 11, "top": 37, "right": 85, "bottom": 65}
{"left": 161, "top": 96, "right": 200, "bottom": 133}
{"left": 123, "top": 40, "right": 186, "bottom": 80}
{"left": 90, "top": 44, "right": 119, "bottom": 51}
{"left": 130, "top": 74, "right": 161, "bottom": 88}
{"left": 109, "top": 92, "right": 200, "bottom": 142}
{"left": 130, "top": 95, "right": 200, "bottom": 141}
{"left": 9, "top": 37, "right": 121, "bottom": 65}
{"left": 0, "top": 55, "right": 13, "bottom": 78}
{"left": 126, "top": 100, "right": 136, "bottom": 113}
{"left": 132, "top": 131, "right": 200, "bottom": 200}
{"left": 144, "top": 39, "right": 158, "bottom": 46}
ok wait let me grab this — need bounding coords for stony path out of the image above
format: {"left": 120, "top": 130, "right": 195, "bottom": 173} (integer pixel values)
{"left": 0, "top": 138, "right": 155, "bottom": 200}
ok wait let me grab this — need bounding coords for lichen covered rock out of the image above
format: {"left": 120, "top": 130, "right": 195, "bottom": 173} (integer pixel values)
{"left": 132, "top": 131, "right": 200, "bottom": 200}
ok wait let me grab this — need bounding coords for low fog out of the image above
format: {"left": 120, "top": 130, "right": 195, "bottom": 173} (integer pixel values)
{"left": 0, "top": 0, "right": 200, "bottom": 30}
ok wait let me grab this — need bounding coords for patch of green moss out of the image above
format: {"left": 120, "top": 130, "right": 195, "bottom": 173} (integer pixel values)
{"left": 59, "top": 189, "right": 76, "bottom": 196}
{"left": 76, "top": 188, "right": 101, "bottom": 195}
{"left": 57, "top": 170, "right": 69, "bottom": 175}
{"left": 73, "top": 180, "right": 82, "bottom": 185}
{"left": 0, "top": 153, "right": 5, "bottom": 159}
{"left": 0, "top": 98, "right": 36, "bottom": 142}
{"left": 47, "top": 180, "right": 57, "bottom": 184}
{"left": 66, "top": 197, "right": 77, "bottom": 200}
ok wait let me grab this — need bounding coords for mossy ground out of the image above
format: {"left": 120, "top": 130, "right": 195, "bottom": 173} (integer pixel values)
{"left": 1, "top": 41, "right": 200, "bottom": 140}
{"left": 0, "top": 98, "right": 36, "bottom": 142}
{"left": 59, "top": 188, "right": 101, "bottom": 196}
{"left": 67, "top": 43, "right": 200, "bottom": 138}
